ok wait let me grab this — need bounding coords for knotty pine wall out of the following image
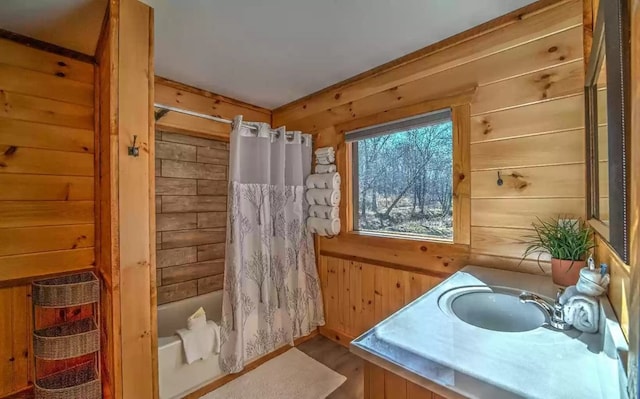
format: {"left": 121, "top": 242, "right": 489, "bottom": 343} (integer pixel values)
{"left": 274, "top": 0, "right": 587, "bottom": 342}
{"left": 364, "top": 362, "right": 448, "bottom": 399}
{"left": 155, "top": 131, "right": 228, "bottom": 304}
{"left": 154, "top": 76, "right": 271, "bottom": 140}
{"left": 0, "top": 39, "right": 95, "bottom": 396}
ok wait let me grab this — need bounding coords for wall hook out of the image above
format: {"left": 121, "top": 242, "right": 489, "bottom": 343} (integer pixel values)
{"left": 128, "top": 135, "right": 140, "bottom": 157}
{"left": 154, "top": 109, "right": 170, "bottom": 121}
{"left": 497, "top": 171, "right": 504, "bottom": 186}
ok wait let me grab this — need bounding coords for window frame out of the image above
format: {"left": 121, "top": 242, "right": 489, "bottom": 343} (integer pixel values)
{"left": 349, "top": 109, "right": 455, "bottom": 242}
{"left": 336, "top": 102, "right": 470, "bottom": 248}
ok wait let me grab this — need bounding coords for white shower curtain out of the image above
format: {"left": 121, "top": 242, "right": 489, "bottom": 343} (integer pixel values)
{"left": 219, "top": 118, "right": 325, "bottom": 373}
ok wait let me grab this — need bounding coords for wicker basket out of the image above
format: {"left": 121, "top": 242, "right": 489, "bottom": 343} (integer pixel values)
{"left": 32, "top": 272, "right": 99, "bottom": 308}
{"left": 34, "top": 318, "right": 99, "bottom": 360}
{"left": 34, "top": 362, "right": 101, "bottom": 399}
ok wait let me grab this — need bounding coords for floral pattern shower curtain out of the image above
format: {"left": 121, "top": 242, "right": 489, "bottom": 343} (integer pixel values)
{"left": 220, "top": 119, "right": 324, "bottom": 373}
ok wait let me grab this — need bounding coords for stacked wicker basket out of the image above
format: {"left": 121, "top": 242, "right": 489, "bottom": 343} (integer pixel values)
{"left": 32, "top": 272, "right": 102, "bottom": 399}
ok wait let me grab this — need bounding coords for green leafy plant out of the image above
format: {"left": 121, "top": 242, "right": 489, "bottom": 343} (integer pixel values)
{"left": 522, "top": 217, "right": 594, "bottom": 270}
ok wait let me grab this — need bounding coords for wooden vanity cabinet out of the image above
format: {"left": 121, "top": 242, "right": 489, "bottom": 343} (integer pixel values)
{"left": 364, "top": 362, "right": 451, "bottom": 399}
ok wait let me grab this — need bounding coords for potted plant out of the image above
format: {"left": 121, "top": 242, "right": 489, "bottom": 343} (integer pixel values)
{"left": 522, "top": 217, "right": 594, "bottom": 286}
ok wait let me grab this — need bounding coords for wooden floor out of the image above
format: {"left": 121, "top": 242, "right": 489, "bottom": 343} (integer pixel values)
{"left": 297, "top": 335, "right": 364, "bottom": 399}
{"left": 5, "top": 335, "right": 362, "bottom": 399}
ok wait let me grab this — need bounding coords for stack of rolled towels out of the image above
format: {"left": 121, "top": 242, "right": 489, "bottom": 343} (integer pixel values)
{"left": 306, "top": 147, "right": 340, "bottom": 236}
{"left": 315, "top": 146, "right": 335, "bottom": 165}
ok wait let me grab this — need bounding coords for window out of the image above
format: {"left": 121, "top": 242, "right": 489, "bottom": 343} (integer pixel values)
{"left": 348, "top": 109, "right": 454, "bottom": 241}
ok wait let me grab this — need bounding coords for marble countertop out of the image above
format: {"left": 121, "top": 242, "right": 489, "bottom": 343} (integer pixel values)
{"left": 350, "top": 266, "right": 629, "bottom": 399}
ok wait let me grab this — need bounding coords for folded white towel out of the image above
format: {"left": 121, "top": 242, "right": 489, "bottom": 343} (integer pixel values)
{"left": 563, "top": 294, "right": 600, "bottom": 334}
{"left": 177, "top": 317, "right": 220, "bottom": 364}
{"left": 309, "top": 205, "right": 339, "bottom": 219}
{"left": 315, "top": 164, "right": 337, "bottom": 174}
{"left": 306, "top": 173, "right": 340, "bottom": 190}
{"left": 307, "top": 217, "right": 340, "bottom": 236}
{"left": 306, "top": 188, "right": 340, "bottom": 206}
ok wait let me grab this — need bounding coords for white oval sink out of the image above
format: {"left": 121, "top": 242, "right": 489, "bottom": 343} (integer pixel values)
{"left": 439, "top": 286, "right": 549, "bottom": 332}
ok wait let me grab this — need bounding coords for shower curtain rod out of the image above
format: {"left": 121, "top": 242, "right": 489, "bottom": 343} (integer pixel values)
{"left": 154, "top": 103, "right": 259, "bottom": 130}
{"left": 154, "top": 103, "right": 301, "bottom": 140}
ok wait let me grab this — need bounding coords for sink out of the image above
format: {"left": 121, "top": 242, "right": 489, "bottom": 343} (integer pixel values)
{"left": 438, "top": 286, "right": 549, "bottom": 332}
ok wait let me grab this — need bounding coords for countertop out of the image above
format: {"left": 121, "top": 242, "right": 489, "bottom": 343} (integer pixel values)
{"left": 350, "top": 266, "right": 629, "bottom": 399}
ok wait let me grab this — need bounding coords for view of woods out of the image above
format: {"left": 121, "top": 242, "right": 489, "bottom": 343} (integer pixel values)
{"left": 354, "top": 121, "right": 453, "bottom": 239}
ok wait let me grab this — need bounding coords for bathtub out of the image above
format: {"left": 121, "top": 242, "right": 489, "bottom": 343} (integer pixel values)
{"left": 157, "top": 290, "right": 224, "bottom": 399}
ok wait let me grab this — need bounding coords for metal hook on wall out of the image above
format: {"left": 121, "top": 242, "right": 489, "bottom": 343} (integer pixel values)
{"left": 497, "top": 171, "right": 504, "bottom": 186}
{"left": 128, "top": 135, "right": 140, "bottom": 157}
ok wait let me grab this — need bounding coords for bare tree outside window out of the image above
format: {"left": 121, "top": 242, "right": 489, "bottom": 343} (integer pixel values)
{"left": 352, "top": 119, "right": 453, "bottom": 240}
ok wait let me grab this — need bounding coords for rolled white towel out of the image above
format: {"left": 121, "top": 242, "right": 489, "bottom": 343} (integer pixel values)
{"left": 315, "top": 147, "right": 335, "bottom": 156}
{"left": 559, "top": 285, "right": 579, "bottom": 305}
{"left": 563, "top": 294, "right": 599, "bottom": 333}
{"left": 306, "top": 173, "right": 340, "bottom": 189}
{"left": 316, "top": 155, "right": 335, "bottom": 165}
{"left": 309, "top": 205, "right": 339, "bottom": 219}
{"left": 306, "top": 188, "right": 340, "bottom": 206}
{"left": 315, "top": 164, "right": 337, "bottom": 174}
{"left": 307, "top": 217, "right": 340, "bottom": 236}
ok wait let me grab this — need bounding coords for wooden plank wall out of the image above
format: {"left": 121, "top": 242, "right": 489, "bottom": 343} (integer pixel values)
{"left": 154, "top": 76, "right": 271, "bottom": 140}
{"left": 0, "top": 38, "right": 95, "bottom": 397}
{"left": 0, "top": 38, "right": 96, "bottom": 283}
{"left": 96, "top": 0, "right": 157, "bottom": 398}
{"left": 318, "top": 256, "right": 444, "bottom": 344}
{"left": 364, "top": 362, "right": 448, "bottom": 399}
{"left": 0, "top": 286, "right": 32, "bottom": 397}
{"left": 155, "top": 131, "right": 228, "bottom": 304}
{"left": 95, "top": 3, "right": 119, "bottom": 397}
{"left": 117, "top": 1, "right": 156, "bottom": 398}
{"left": 273, "top": 1, "right": 587, "bottom": 341}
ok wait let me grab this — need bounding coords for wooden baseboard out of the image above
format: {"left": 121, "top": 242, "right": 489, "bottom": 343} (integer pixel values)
{"left": 318, "top": 326, "right": 356, "bottom": 349}
{"left": 183, "top": 329, "right": 319, "bottom": 399}
{"left": 293, "top": 328, "right": 319, "bottom": 346}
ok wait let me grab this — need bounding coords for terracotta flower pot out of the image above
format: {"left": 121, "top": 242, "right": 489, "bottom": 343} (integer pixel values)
{"left": 551, "top": 258, "right": 584, "bottom": 286}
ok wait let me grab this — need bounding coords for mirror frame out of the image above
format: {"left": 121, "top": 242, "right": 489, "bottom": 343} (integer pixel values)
{"left": 585, "top": 0, "right": 631, "bottom": 263}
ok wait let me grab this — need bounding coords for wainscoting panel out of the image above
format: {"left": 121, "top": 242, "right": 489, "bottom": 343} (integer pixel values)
{"left": 318, "top": 254, "right": 444, "bottom": 343}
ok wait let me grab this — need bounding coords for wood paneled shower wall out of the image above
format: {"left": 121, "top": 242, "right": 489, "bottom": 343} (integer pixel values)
{"left": 273, "top": 0, "right": 589, "bottom": 343}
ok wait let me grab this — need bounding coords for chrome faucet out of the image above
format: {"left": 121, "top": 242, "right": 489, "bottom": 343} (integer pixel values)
{"left": 519, "top": 290, "right": 572, "bottom": 330}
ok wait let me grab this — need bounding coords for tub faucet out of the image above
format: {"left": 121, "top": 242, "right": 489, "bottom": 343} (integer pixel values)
{"left": 519, "top": 290, "right": 572, "bottom": 330}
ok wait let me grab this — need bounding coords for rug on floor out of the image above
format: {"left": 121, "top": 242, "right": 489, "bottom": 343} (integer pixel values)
{"left": 203, "top": 348, "right": 346, "bottom": 399}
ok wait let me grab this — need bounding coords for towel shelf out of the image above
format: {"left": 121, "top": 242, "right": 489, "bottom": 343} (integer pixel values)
{"left": 32, "top": 272, "right": 99, "bottom": 308}
{"left": 34, "top": 362, "right": 101, "bottom": 399}
{"left": 33, "top": 318, "right": 100, "bottom": 360}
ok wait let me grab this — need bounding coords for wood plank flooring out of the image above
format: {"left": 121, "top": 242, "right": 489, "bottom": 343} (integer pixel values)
{"left": 297, "top": 334, "right": 364, "bottom": 399}
{"left": 3, "top": 335, "right": 362, "bottom": 399}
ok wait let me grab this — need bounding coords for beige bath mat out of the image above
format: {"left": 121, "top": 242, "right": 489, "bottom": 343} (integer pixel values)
{"left": 203, "top": 348, "right": 346, "bottom": 399}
